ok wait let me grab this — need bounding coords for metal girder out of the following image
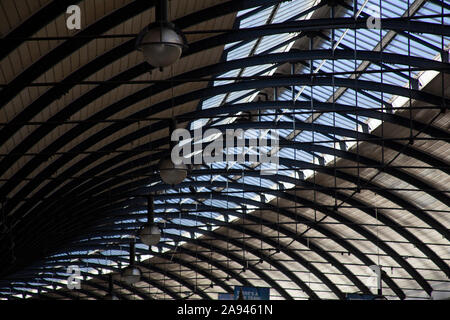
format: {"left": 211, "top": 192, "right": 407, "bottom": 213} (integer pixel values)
{"left": 0, "top": 1, "right": 156, "bottom": 110}
{"left": 1, "top": 0, "right": 448, "bottom": 300}
{"left": 60, "top": 212, "right": 347, "bottom": 299}
{"left": 105, "top": 216, "right": 349, "bottom": 299}
{"left": 51, "top": 231, "right": 294, "bottom": 300}
{"left": 35, "top": 239, "right": 254, "bottom": 291}
{"left": 0, "top": 278, "right": 83, "bottom": 300}
{"left": 17, "top": 97, "right": 447, "bottom": 234}
{"left": 154, "top": 190, "right": 435, "bottom": 296}
{"left": 2, "top": 3, "right": 446, "bottom": 210}
{"left": 0, "top": 0, "right": 82, "bottom": 60}
{"left": 142, "top": 263, "right": 211, "bottom": 300}
{"left": 5, "top": 137, "right": 448, "bottom": 298}
{"left": 11, "top": 115, "right": 448, "bottom": 257}
{"left": 28, "top": 260, "right": 175, "bottom": 300}
{"left": 40, "top": 199, "right": 404, "bottom": 299}
{"left": 4, "top": 96, "right": 449, "bottom": 237}
{"left": 1, "top": 13, "right": 447, "bottom": 169}
{"left": 33, "top": 228, "right": 295, "bottom": 300}
{"left": 5, "top": 257, "right": 189, "bottom": 300}
{"left": 29, "top": 141, "right": 449, "bottom": 253}
{"left": 184, "top": 176, "right": 449, "bottom": 279}
{"left": 148, "top": 203, "right": 405, "bottom": 299}
{"left": 2, "top": 46, "right": 448, "bottom": 223}
{"left": 157, "top": 244, "right": 253, "bottom": 288}
{"left": 0, "top": 0, "right": 284, "bottom": 148}
{"left": 148, "top": 224, "right": 320, "bottom": 299}
{"left": 0, "top": 50, "right": 447, "bottom": 188}
{"left": 1, "top": 272, "right": 128, "bottom": 300}
{"left": 39, "top": 189, "right": 405, "bottom": 299}
{"left": 146, "top": 248, "right": 234, "bottom": 294}
{"left": 4, "top": 233, "right": 250, "bottom": 299}
{"left": 151, "top": 233, "right": 294, "bottom": 300}
{"left": 71, "top": 178, "right": 429, "bottom": 297}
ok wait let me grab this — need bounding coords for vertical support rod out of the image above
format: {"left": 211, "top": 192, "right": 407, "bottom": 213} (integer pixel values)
{"left": 108, "top": 274, "right": 113, "bottom": 294}
{"left": 156, "top": 0, "right": 168, "bottom": 23}
{"left": 130, "top": 241, "right": 135, "bottom": 266}
{"left": 147, "top": 195, "right": 154, "bottom": 224}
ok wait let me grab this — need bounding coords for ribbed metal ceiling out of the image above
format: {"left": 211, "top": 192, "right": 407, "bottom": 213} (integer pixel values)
{"left": 0, "top": 0, "right": 449, "bottom": 300}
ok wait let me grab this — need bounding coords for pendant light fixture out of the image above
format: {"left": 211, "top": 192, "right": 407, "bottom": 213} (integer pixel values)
{"left": 159, "top": 119, "right": 188, "bottom": 185}
{"left": 138, "top": 195, "right": 161, "bottom": 246}
{"left": 136, "top": 0, "right": 187, "bottom": 69}
{"left": 121, "top": 241, "right": 141, "bottom": 285}
{"left": 104, "top": 274, "right": 119, "bottom": 300}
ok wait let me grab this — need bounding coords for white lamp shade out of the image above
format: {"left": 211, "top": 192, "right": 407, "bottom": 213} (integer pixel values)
{"left": 138, "top": 223, "right": 161, "bottom": 246}
{"left": 140, "top": 26, "right": 184, "bottom": 67}
{"left": 121, "top": 266, "right": 141, "bottom": 285}
{"left": 159, "top": 157, "right": 187, "bottom": 185}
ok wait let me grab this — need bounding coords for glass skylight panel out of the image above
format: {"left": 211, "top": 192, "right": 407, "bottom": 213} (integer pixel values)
{"left": 272, "top": 0, "right": 318, "bottom": 23}
{"left": 225, "top": 90, "right": 256, "bottom": 104}
{"left": 226, "top": 40, "right": 258, "bottom": 61}
{"left": 241, "top": 64, "right": 274, "bottom": 77}
{"left": 255, "top": 34, "right": 293, "bottom": 55}
{"left": 239, "top": 5, "right": 274, "bottom": 28}
{"left": 277, "top": 129, "right": 292, "bottom": 139}
{"left": 237, "top": 6, "right": 261, "bottom": 18}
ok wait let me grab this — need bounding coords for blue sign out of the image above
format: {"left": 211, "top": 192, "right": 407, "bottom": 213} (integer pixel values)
{"left": 233, "top": 286, "right": 270, "bottom": 300}
{"left": 346, "top": 293, "right": 377, "bottom": 300}
{"left": 218, "top": 293, "right": 234, "bottom": 300}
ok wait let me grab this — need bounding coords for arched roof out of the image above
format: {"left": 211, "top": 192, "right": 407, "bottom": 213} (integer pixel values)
{"left": 0, "top": 0, "right": 449, "bottom": 300}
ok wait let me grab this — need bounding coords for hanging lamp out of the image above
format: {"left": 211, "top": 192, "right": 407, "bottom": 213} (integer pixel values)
{"left": 158, "top": 119, "right": 188, "bottom": 185}
{"left": 121, "top": 241, "right": 141, "bottom": 285}
{"left": 138, "top": 195, "right": 161, "bottom": 246}
{"left": 104, "top": 274, "right": 119, "bottom": 300}
{"left": 136, "top": 0, "right": 187, "bottom": 68}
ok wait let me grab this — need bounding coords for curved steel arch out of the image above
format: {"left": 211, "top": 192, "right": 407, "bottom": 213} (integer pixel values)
{"left": 33, "top": 179, "right": 404, "bottom": 297}
{"left": 6, "top": 107, "right": 449, "bottom": 242}
{"left": 143, "top": 248, "right": 234, "bottom": 294}
{"left": 54, "top": 213, "right": 348, "bottom": 299}
{"left": 1, "top": 14, "right": 448, "bottom": 184}
{"left": 21, "top": 104, "right": 447, "bottom": 242}
{"left": 0, "top": 276, "right": 104, "bottom": 300}
{"left": 154, "top": 190, "right": 436, "bottom": 295}
{"left": 7, "top": 240, "right": 238, "bottom": 300}
{"left": 18, "top": 142, "right": 448, "bottom": 295}
{"left": 0, "top": 0, "right": 81, "bottom": 60}
{"left": 0, "top": 1, "right": 155, "bottom": 110}
{"left": 36, "top": 260, "right": 177, "bottom": 300}
{"left": 139, "top": 232, "right": 296, "bottom": 300}
{"left": 9, "top": 152, "right": 442, "bottom": 298}
{"left": 104, "top": 219, "right": 351, "bottom": 299}
{"left": 2, "top": 3, "right": 446, "bottom": 215}
{"left": 37, "top": 196, "right": 405, "bottom": 298}
{"left": 41, "top": 239, "right": 254, "bottom": 291}
{"left": 37, "top": 225, "right": 305, "bottom": 299}
{"left": 2, "top": 0, "right": 449, "bottom": 300}
{"left": 16, "top": 118, "right": 448, "bottom": 258}
{"left": 78, "top": 229, "right": 296, "bottom": 300}
{"left": 0, "top": 50, "right": 442, "bottom": 215}
{"left": 1, "top": 49, "right": 447, "bottom": 179}
{"left": 142, "top": 263, "right": 211, "bottom": 300}
{"left": 104, "top": 180, "right": 436, "bottom": 295}
{"left": 32, "top": 258, "right": 184, "bottom": 300}
{"left": 0, "top": 0, "right": 288, "bottom": 148}
{"left": 5, "top": 45, "right": 446, "bottom": 226}
{"left": 2, "top": 269, "right": 134, "bottom": 300}
{"left": 153, "top": 204, "right": 405, "bottom": 299}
